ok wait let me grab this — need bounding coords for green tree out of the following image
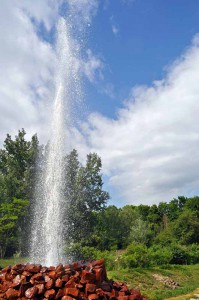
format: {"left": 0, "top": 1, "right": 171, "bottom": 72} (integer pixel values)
{"left": 80, "top": 153, "right": 109, "bottom": 211}
{"left": 119, "top": 205, "right": 139, "bottom": 247}
{"left": 147, "top": 204, "right": 162, "bottom": 239}
{"left": 64, "top": 151, "right": 110, "bottom": 248}
{"left": 0, "top": 198, "right": 29, "bottom": 258}
{"left": 185, "top": 196, "right": 199, "bottom": 217}
{"left": 154, "top": 226, "right": 176, "bottom": 246}
{"left": 172, "top": 210, "right": 199, "bottom": 245}
{"left": 0, "top": 129, "right": 40, "bottom": 202}
{"left": 0, "top": 129, "right": 40, "bottom": 256}
{"left": 63, "top": 149, "right": 81, "bottom": 244}
{"left": 129, "top": 217, "right": 152, "bottom": 245}
{"left": 137, "top": 204, "right": 150, "bottom": 220}
{"left": 94, "top": 206, "right": 123, "bottom": 250}
{"left": 158, "top": 202, "right": 169, "bottom": 229}
{"left": 167, "top": 196, "right": 187, "bottom": 221}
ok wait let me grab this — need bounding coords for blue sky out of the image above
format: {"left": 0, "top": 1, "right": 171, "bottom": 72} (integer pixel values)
{"left": 84, "top": 0, "right": 199, "bottom": 117}
{"left": 1, "top": 0, "right": 199, "bottom": 206}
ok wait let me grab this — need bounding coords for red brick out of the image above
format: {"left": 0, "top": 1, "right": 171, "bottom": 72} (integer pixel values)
{"left": 64, "top": 287, "right": 79, "bottom": 298}
{"left": 86, "top": 283, "right": 96, "bottom": 294}
{"left": 62, "top": 275, "right": 69, "bottom": 282}
{"left": 45, "top": 278, "right": 54, "bottom": 289}
{"left": 61, "top": 296, "right": 75, "bottom": 300}
{"left": 24, "top": 264, "right": 41, "bottom": 273}
{"left": 44, "top": 288, "right": 56, "bottom": 299}
{"left": 88, "top": 293, "right": 99, "bottom": 300}
{"left": 25, "top": 286, "right": 38, "bottom": 298}
{"left": 48, "top": 270, "right": 57, "bottom": 280}
{"left": 94, "top": 268, "right": 103, "bottom": 283}
{"left": 92, "top": 259, "right": 105, "bottom": 267}
{"left": 55, "top": 289, "right": 64, "bottom": 299}
{"left": 36, "top": 283, "right": 45, "bottom": 294}
{"left": 56, "top": 278, "right": 63, "bottom": 288}
{"left": 118, "top": 296, "right": 129, "bottom": 300}
{"left": 81, "top": 270, "right": 96, "bottom": 283}
{"left": 5, "top": 288, "right": 19, "bottom": 299}
{"left": 65, "top": 278, "right": 76, "bottom": 288}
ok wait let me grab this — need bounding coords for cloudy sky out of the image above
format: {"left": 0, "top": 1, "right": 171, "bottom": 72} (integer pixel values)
{"left": 1, "top": 0, "right": 199, "bottom": 206}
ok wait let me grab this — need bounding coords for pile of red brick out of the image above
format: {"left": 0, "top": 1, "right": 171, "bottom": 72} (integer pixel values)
{"left": 0, "top": 259, "right": 148, "bottom": 300}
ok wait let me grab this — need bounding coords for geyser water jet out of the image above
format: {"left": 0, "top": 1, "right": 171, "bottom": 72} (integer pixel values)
{"left": 30, "top": 17, "right": 82, "bottom": 266}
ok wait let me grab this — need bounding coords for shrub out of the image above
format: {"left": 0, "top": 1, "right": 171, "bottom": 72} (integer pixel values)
{"left": 154, "top": 227, "right": 176, "bottom": 246}
{"left": 169, "top": 243, "right": 189, "bottom": 264}
{"left": 148, "top": 244, "right": 199, "bottom": 266}
{"left": 148, "top": 245, "right": 173, "bottom": 265}
{"left": 64, "top": 243, "right": 118, "bottom": 270}
{"left": 121, "top": 243, "right": 149, "bottom": 268}
{"left": 186, "top": 244, "right": 199, "bottom": 264}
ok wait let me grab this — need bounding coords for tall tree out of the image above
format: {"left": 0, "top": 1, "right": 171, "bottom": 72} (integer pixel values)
{"left": 0, "top": 129, "right": 40, "bottom": 202}
{"left": 64, "top": 151, "right": 110, "bottom": 246}
{"left": 0, "top": 129, "right": 40, "bottom": 256}
{"left": 64, "top": 149, "right": 81, "bottom": 242}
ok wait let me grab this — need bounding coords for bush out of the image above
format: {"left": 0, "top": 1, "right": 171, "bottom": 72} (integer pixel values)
{"left": 64, "top": 243, "right": 118, "bottom": 270}
{"left": 148, "top": 245, "right": 173, "bottom": 265}
{"left": 149, "top": 243, "right": 199, "bottom": 265}
{"left": 100, "top": 251, "right": 120, "bottom": 270}
{"left": 64, "top": 243, "right": 102, "bottom": 261}
{"left": 121, "top": 243, "right": 149, "bottom": 268}
{"left": 64, "top": 242, "right": 199, "bottom": 269}
{"left": 154, "top": 227, "right": 176, "bottom": 246}
{"left": 186, "top": 244, "right": 199, "bottom": 264}
{"left": 169, "top": 244, "right": 189, "bottom": 264}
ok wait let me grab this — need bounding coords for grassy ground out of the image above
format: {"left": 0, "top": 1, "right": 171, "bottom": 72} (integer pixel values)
{"left": 0, "top": 257, "right": 28, "bottom": 267}
{"left": 164, "top": 288, "right": 199, "bottom": 300}
{"left": 0, "top": 258, "right": 198, "bottom": 300}
{"left": 108, "top": 264, "right": 199, "bottom": 300}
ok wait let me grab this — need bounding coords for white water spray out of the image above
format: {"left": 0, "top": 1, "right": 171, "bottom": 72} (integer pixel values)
{"left": 30, "top": 18, "right": 82, "bottom": 266}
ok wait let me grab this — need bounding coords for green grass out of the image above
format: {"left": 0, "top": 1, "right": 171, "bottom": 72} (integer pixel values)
{"left": 0, "top": 257, "right": 28, "bottom": 267}
{"left": 164, "top": 288, "right": 199, "bottom": 300}
{"left": 0, "top": 258, "right": 198, "bottom": 300}
{"left": 107, "top": 264, "right": 199, "bottom": 300}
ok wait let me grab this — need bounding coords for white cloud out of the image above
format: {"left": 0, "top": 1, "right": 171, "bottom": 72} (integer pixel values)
{"left": 18, "top": 0, "right": 62, "bottom": 31}
{"left": 0, "top": 0, "right": 100, "bottom": 145}
{"left": 82, "top": 49, "right": 104, "bottom": 83}
{"left": 0, "top": 1, "right": 59, "bottom": 145}
{"left": 75, "top": 35, "right": 199, "bottom": 205}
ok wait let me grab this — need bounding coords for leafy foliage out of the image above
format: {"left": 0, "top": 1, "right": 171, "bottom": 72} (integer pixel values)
{"left": 0, "top": 129, "right": 40, "bottom": 257}
{"left": 0, "top": 129, "right": 199, "bottom": 267}
{"left": 0, "top": 198, "right": 29, "bottom": 258}
{"left": 64, "top": 150, "right": 110, "bottom": 248}
{"left": 0, "top": 129, "right": 39, "bottom": 201}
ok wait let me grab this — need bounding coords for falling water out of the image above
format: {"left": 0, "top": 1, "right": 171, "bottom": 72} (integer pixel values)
{"left": 30, "top": 17, "right": 82, "bottom": 266}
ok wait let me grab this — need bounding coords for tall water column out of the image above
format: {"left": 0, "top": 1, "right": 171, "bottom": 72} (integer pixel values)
{"left": 30, "top": 17, "right": 81, "bottom": 266}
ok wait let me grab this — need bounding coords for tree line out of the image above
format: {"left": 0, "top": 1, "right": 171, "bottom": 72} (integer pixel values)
{"left": 0, "top": 129, "right": 198, "bottom": 267}
{"left": 0, "top": 129, "right": 109, "bottom": 258}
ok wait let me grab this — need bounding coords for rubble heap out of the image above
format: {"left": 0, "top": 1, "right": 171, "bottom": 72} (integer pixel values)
{"left": 0, "top": 259, "right": 148, "bottom": 300}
